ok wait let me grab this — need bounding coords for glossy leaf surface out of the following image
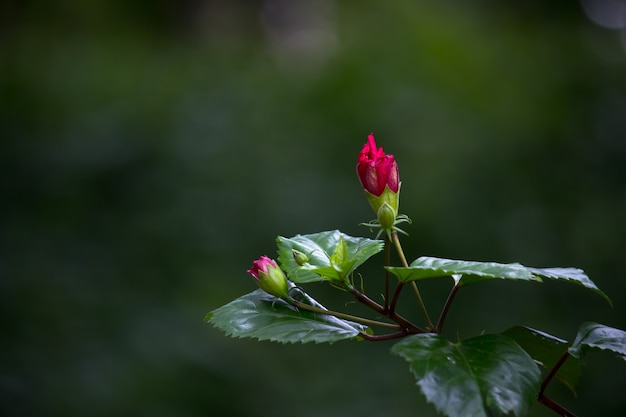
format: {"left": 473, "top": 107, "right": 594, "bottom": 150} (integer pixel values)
{"left": 206, "top": 289, "right": 367, "bottom": 344}
{"left": 386, "top": 256, "right": 539, "bottom": 286}
{"left": 277, "top": 230, "right": 384, "bottom": 283}
{"left": 502, "top": 326, "right": 582, "bottom": 393}
{"left": 568, "top": 322, "right": 626, "bottom": 360}
{"left": 527, "top": 267, "right": 611, "bottom": 305}
{"left": 387, "top": 256, "right": 609, "bottom": 303}
{"left": 392, "top": 333, "right": 541, "bottom": 417}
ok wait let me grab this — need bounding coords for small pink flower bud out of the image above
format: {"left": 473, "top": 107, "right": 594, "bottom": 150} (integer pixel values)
{"left": 247, "top": 256, "right": 289, "bottom": 298}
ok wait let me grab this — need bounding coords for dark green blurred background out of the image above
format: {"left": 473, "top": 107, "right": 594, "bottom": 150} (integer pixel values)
{"left": 2, "top": 1, "right": 625, "bottom": 416}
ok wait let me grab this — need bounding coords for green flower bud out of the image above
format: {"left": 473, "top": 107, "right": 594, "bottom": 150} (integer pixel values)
{"left": 292, "top": 249, "right": 309, "bottom": 266}
{"left": 377, "top": 202, "right": 396, "bottom": 231}
{"left": 365, "top": 184, "right": 400, "bottom": 229}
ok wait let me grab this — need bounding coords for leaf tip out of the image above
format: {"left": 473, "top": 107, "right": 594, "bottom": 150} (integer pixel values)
{"left": 601, "top": 292, "right": 613, "bottom": 307}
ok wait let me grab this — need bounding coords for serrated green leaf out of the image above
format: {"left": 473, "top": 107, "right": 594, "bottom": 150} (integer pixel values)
{"left": 277, "top": 230, "right": 384, "bottom": 283}
{"left": 206, "top": 289, "right": 367, "bottom": 344}
{"left": 330, "top": 235, "right": 348, "bottom": 265}
{"left": 392, "top": 333, "right": 541, "bottom": 417}
{"left": 386, "top": 256, "right": 540, "bottom": 286}
{"left": 502, "top": 326, "right": 582, "bottom": 394}
{"left": 386, "top": 257, "right": 609, "bottom": 303}
{"left": 568, "top": 322, "right": 626, "bottom": 360}
{"left": 528, "top": 267, "right": 611, "bottom": 305}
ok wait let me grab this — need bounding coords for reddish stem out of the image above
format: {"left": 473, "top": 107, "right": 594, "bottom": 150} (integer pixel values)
{"left": 389, "top": 282, "right": 405, "bottom": 314}
{"left": 537, "top": 395, "right": 577, "bottom": 417}
{"left": 350, "top": 286, "right": 426, "bottom": 334}
{"left": 435, "top": 284, "right": 459, "bottom": 333}
{"left": 537, "top": 350, "right": 577, "bottom": 417}
{"left": 540, "top": 351, "right": 570, "bottom": 396}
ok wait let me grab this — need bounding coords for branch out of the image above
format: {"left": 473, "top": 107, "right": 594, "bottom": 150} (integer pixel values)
{"left": 539, "top": 351, "right": 570, "bottom": 397}
{"left": 384, "top": 235, "right": 391, "bottom": 311}
{"left": 359, "top": 330, "right": 409, "bottom": 342}
{"left": 537, "top": 351, "right": 577, "bottom": 417}
{"left": 390, "top": 230, "right": 435, "bottom": 330}
{"left": 537, "top": 395, "right": 577, "bottom": 417}
{"left": 350, "top": 286, "right": 427, "bottom": 334}
{"left": 289, "top": 299, "right": 401, "bottom": 330}
{"left": 435, "top": 283, "right": 460, "bottom": 333}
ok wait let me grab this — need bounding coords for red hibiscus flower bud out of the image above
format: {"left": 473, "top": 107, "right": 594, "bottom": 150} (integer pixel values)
{"left": 357, "top": 133, "right": 399, "bottom": 196}
{"left": 356, "top": 133, "right": 401, "bottom": 222}
{"left": 247, "top": 256, "right": 289, "bottom": 298}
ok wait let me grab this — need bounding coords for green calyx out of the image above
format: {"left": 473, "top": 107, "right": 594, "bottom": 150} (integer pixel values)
{"left": 365, "top": 183, "right": 400, "bottom": 218}
{"left": 377, "top": 202, "right": 396, "bottom": 230}
{"left": 257, "top": 266, "right": 290, "bottom": 298}
{"left": 361, "top": 183, "right": 410, "bottom": 238}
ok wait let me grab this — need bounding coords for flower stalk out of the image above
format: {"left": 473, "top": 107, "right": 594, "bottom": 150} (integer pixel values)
{"left": 390, "top": 230, "right": 435, "bottom": 331}
{"left": 287, "top": 297, "right": 403, "bottom": 331}
{"left": 349, "top": 284, "right": 426, "bottom": 334}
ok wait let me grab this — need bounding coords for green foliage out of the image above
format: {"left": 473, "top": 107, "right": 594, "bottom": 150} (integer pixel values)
{"left": 391, "top": 334, "right": 541, "bottom": 417}
{"left": 502, "top": 326, "right": 583, "bottom": 393}
{"left": 5, "top": 1, "right": 626, "bottom": 416}
{"left": 276, "top": 230, "right": 384, "bottom": 284}
{"left": 386, "top": 256, "right": 610, "bottom": 303}
{"left": 212, "top": 228, "right": 624, "bottom": 417}
{"left": 569, "top": 322, "right": 626, "bottom": 361}
{"left": 206, "top": 289, "right": 367, "bottom": 344}
{"left": 207, "top": 114, "right": 624, "bottom": 416}
{"left": 527, "top": 268, "right": 612, "bottom": 305}
{"left": 386, "top": 256, "right": 538, "bottom": 285}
